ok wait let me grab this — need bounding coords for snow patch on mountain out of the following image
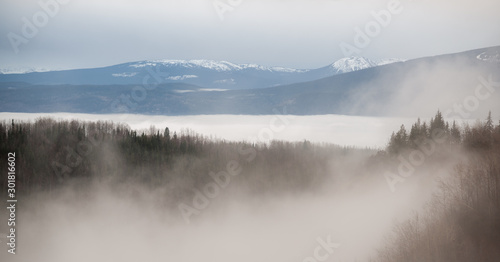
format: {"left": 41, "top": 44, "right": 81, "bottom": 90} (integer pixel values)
{"left": 128, "top": 59, "right": 306, "bottom": 73}
{"left": 112, "top": 72, "right": 138, "bottom": 77}
{"left": 477, "top": 51, "right": 500, "bottom": 63}
{"left": 269, "top": 66, "right": 308, "bottom": 73}
{"left": 329, "top": 57, "right": 377, "bottom": 74}
{"left": 237, "top": 63, "right": 308, "bottom": 73}
{"left": 329, "top": 57, "right": 404, "bottom": 74}
{"left": 167, "top": 75, "right": 198, "bottom": 81}
{"left": 374, "top": 58, "right": 405, "bottom": 66}
{"left": 214, "top": 79, "right": 235, "bottom": 84}
{"left": 173, "top": 88, "right": 228, "bottom": 93}
{"left": 199, "top": 88, "right": 228, "bottom": 92}
{"left": 173, "top": 89, "right": 195, "bottom": 93}
{"left": 0, "top": 67, "right": 53, "bottom": 74}
{"left": 129, "top": 60, "right": 240, "bottom": 71}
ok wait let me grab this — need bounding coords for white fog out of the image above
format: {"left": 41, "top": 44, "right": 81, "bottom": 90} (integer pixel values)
{"left": 0, "top": 113, "right": 438, "bottom": 148}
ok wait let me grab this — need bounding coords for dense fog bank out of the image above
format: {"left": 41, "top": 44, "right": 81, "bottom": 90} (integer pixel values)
{"left": 0, "top": 111, "right": 499, "bottom": 261}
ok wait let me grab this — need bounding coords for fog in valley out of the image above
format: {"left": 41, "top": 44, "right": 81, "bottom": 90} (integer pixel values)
{"left": 0, "top": 113, "right": 422, "bottom": 148}
{"left": 1, "top": 109, "right": 498, "bottom": 262}
{"left": 1, "top": 0, "right": 499, "bottom": 260}
{"left": 2, "top": 173, "right": 427, "bottom": 262}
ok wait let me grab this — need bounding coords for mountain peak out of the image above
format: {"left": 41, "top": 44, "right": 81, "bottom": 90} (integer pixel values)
{"left": 330, "top": 57, "right": 376, "bottom": 74}
{"left": 329, "top": 56, "right": 404, "bottom": 74}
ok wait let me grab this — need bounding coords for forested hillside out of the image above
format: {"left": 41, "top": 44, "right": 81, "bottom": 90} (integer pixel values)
{"left": 0, "top": 118, "right": 371, "bottom": 207}
{"left": 374, "top": 111, "right": 500, "bottom": 262}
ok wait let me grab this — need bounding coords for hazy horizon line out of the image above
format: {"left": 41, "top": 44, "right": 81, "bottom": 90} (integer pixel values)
{"left": 2, "top": 44, "right": 498, "bottom": 72}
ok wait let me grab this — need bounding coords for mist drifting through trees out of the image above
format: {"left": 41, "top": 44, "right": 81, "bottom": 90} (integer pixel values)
{"left": 0, "top": 111, "right": 499, "bottom": 262}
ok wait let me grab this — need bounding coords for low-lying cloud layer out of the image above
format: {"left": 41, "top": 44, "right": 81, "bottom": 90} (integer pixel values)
{"left": 0, "top": 113, "right": 427, "bottom": 148}
{"left": 0, "top": 167, "right": 435, "bottom": 262}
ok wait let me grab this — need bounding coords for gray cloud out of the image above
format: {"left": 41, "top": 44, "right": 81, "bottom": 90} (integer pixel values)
{"left": 0, "top": 0, "right": 499, "bottom": 69}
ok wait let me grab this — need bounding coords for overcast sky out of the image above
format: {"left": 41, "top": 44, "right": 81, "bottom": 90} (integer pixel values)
{"left": 1, "top": 0, "right": 499, "bottom": 70}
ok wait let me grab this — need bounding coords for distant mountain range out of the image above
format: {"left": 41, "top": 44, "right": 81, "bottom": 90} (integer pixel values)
{"left": 0, "top": 67, "right": 53, "bottom": 74}
{"left": 0, "top": 57, "right": 402, "bottom": 89}
{"left": 1, "top": 46, "right": 499, "bottom": 117}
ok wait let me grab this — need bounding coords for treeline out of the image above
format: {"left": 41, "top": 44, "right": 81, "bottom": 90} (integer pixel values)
{"left": 0, "top": 117, "right": 370, "bottom": 205}
{"left": 386, "top": 110, "right": 500, "bottom": 154}
{"left": 375, "top": 111, "right": 500, "bottom": 262}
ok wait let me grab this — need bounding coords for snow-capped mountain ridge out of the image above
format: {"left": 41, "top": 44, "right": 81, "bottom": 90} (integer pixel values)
{"left": 328, "top": 56, "right": 404, "bottom": 74}
{"left": 128, "top": 59, "right": 309, "bottom": 73}
{"left": 0, "top": 56, "right": 405, "bottom": 89}
{"left": 1, "top": 57, "right": 401, "bottom": 76}
{"left": 129, "top": 57, "right": 402, "bottom": 73}
{"left": 0, "top": 67, "right": 53, "bottom": 74}
{"left": 2, "top": 45, "right": 500, "bottom": 115}
{"left": 129, "top": 59, "right": 240, "bottom": 72}
{"left": 329, "top": 57, "right": 377, "bottom": 74}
